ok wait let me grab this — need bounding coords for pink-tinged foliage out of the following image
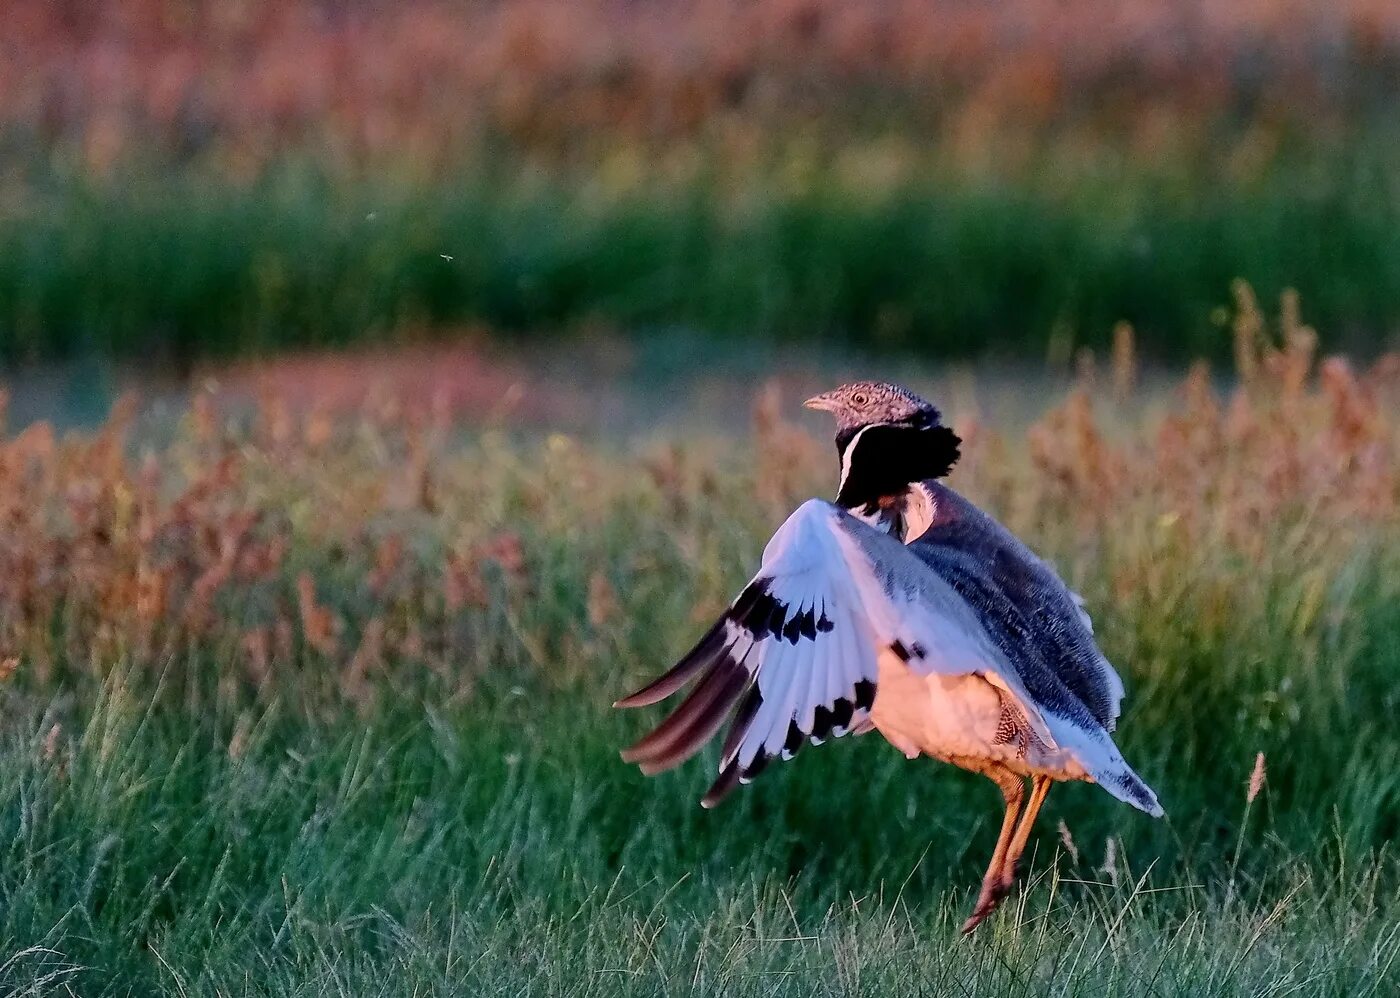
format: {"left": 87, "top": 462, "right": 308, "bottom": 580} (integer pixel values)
{"left": 5, "top": 1, "right": 1399, "bottom": 174}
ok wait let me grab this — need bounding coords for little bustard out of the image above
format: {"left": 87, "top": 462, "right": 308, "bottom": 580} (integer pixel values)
{"left": 616, "top": 381, "right": 1162, "bottom": 933}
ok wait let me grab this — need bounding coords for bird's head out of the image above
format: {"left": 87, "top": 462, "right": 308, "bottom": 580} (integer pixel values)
{"left": 804, "top": 380, "right": 961, "bottom": 509}
{"left": 803, "top": 380, "right": 941, "bottom": 434}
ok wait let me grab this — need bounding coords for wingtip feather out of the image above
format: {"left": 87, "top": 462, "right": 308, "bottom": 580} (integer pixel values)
{"left": 701, "top": 761, "right": 741, "bottom": 808}
{"left": 614, "top": 618, "right": 730, "bottom": 708}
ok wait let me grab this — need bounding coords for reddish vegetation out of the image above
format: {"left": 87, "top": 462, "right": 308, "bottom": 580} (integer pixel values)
{"left": 0, "top": 295, "right": 1395, "bottom": 703}
{"left": 6, "top": 0, "right": 1399, "bottom": 174}
{"left": 207, "top": 339, "right": 586, "bottom": 425}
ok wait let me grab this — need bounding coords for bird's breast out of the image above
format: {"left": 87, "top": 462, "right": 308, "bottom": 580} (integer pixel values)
{"left": 871, "top": 649, "right": 1004, "bottom": 763}
{"left": 870, "top": 650, "right": 1089, "bottom": 780}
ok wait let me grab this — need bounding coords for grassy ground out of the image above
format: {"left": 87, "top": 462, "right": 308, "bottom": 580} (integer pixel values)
{"left": 1, "top": 337, "right": 1399, "bottom": 994}
{"left": 6, "top": 143, "right": 1400, "bottom": 365}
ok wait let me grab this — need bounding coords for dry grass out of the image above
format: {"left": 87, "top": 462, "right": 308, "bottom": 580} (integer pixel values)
{"left": 0, "top": 294, "right": 1396, "bottom": 701}
{"left": 7, "top": 0, "right": 1400, "bottom": 174}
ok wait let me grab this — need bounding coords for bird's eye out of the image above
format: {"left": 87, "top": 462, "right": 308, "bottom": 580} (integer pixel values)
{"left": 851, "top": 392, "right": 869, "bottom": 406}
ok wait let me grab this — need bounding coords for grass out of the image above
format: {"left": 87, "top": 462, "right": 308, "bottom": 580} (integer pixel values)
{"left": 2, "top": 329, "right": 1400, "bottom": 994}
{"left": 5, "top": 139, "right": 1400, "bottom": 365}
{"left": 9, "top": 0, "right": 1400, "bottom": 368}
{"left": 3, "top": 680, "right": 1398, "bottom": 995}
{"left": 12, "top": 0, "right": 1400, "bottom": 172}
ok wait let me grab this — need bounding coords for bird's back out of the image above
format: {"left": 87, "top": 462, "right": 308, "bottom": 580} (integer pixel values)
{"left": 904, "top": 481, "right": 1125, "bottom": 734}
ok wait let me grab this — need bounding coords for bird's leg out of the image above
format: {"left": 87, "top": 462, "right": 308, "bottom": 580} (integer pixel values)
{"left": 960, "top": 767, "right": 1026, "bottom": 935}
{"left": 1001, "top": 774, "right": 1053, "bottom": 887}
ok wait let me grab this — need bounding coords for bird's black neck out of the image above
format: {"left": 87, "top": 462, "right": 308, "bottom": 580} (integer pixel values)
{"left": 835, "top": 422, "right": 961, "bottom": 513}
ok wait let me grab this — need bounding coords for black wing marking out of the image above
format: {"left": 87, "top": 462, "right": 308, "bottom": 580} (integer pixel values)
{"left": 617, "top": 502, "right": 887, "bottom": 807}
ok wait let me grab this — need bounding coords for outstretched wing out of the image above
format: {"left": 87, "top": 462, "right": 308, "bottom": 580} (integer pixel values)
{"left": 615, "top": 499, "right": 1023, "bottom": 808}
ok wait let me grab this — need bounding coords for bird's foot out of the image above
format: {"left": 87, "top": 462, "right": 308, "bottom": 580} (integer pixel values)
{"left": 960, "top": 872, "right": 1016, "bottom": 935}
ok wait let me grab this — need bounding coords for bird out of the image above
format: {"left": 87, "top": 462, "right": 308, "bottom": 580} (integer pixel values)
{"left": 614, "top": 380, "right": 1162, "bottom": 934}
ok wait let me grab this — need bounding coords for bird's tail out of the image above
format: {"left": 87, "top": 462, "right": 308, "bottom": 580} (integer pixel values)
{"left": 1045, "top": 716, "right": 1164, "bottom": 817}
{"left": 1094, "top": 759, "right": 1163, "bottom": 817}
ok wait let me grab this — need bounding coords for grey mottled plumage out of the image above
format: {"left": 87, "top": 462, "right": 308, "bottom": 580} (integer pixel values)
{"left": 909, "top": 481, "right": 1123, "bottom": 733}
{"left": 804, "top": 380, "right": 942, "bottom": 433}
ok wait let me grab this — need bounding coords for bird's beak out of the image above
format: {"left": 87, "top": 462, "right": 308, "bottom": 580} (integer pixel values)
{"left": 803, "top": 393, "right": 836, "bottom": 412}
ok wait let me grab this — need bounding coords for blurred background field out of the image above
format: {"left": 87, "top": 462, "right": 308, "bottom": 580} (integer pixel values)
{"left": 4, "top": 2, "right": 1400, "bottom": 994}
{"left": 4, "top": 0, "right": 1400, "bottom": 368}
